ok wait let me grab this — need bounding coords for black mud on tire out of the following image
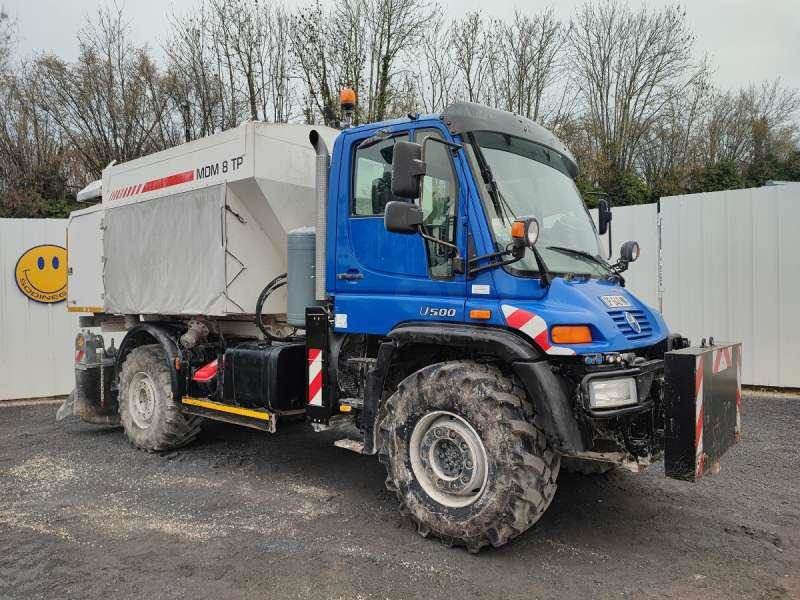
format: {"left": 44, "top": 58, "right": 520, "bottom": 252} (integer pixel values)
{"left": 119, "top": 344, "right": 202, "bottom": 452}
{"left": 377, "top": 360, "right": 560, "bottom": 552}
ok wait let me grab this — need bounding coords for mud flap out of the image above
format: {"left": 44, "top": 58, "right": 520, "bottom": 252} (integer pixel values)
{"left": 664, "top": 342, "right": 742, "bottom": 481}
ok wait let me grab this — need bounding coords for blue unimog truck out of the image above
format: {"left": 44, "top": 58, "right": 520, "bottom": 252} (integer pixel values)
{"left": 64, "top": 97, "right": 742, "bottom": 552}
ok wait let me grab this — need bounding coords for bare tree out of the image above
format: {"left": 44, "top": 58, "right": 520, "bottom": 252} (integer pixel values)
{"left": 496, "top": 9, "right": 565, "bottom": 121}
{"left": 451, "top": 12, "right": 490, "bottom": 104}
{"left": 164, "top": 4, "right": 223, "bottom": 138}
{"left": 638, "top": 66, "right": 713, "bottom": 196}
{"left": 415, "top": 9, "right": 458, "bottom": 114}
{"left": 364, "top": 0, "right": 434, "bottom": 121}
{"left": 0, "top": 8, "right": 13, "bottom": 72}
{"left": 0, "top": 63, "right": 70, "bottom": 198}
{"left": 36, "top": 5, "right": 176, "bottom": 177}
{"left": 569, "top": 1, "right": 695, "bottom": 199}
{"left": 263, "top": 5, "right": 294, "bottom": 123}
{"left": 290, "top": 0, "right": 339, "bottom": 125}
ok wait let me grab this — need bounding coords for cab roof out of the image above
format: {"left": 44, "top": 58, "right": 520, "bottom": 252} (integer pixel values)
{"left": 440, "top": 102, "right": 578, "bottom": 177}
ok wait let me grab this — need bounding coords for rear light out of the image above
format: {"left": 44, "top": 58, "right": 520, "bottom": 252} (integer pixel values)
{"left": 551, "top": 325, "right": 592, "bottom": 344}
{"left": 192, "top": 359, "right": 218, "bottom": 383}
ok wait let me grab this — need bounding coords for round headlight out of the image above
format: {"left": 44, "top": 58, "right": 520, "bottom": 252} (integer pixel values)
{"left": 526, "top": 218, "right": 540, "bottom": 247}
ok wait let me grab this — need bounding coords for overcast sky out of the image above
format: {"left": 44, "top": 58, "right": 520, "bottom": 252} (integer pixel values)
{"left": 4, "top": 0, "right": 799, "bottom": 92}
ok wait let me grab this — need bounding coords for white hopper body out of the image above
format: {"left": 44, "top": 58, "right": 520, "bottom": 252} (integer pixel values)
{"left": 66, "top": 122, "right": 338, "bottom": 317}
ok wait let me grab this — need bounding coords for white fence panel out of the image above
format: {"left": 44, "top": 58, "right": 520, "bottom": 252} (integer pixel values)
{"left": 660, "top": 187, "right": 800, "bottom": 387}
{"left": 0, "top": 218, "right": 77, "bottom": 400}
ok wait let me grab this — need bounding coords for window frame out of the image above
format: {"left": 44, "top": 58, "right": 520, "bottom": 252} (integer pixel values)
{"left": 349, "top": 131, "right": 410, "bottom": 218}
{"left": 412, "top": 126, "right": 461, "bottom": 281}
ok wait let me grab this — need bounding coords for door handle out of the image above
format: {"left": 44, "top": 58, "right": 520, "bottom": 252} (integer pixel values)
{"left": 336, "top": 270, "right": 364, "bottom": 281}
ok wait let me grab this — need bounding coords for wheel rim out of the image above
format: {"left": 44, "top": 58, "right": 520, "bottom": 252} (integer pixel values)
{"left": 129, "top": 371, "right": 157, "bottom": 429}
{"left": 409, "top": 411, "right": 488, "bottom": 508}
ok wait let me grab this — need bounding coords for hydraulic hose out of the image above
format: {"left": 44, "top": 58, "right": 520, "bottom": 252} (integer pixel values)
{"left": 255, "top": 274, "right": 302, "bottom": 342}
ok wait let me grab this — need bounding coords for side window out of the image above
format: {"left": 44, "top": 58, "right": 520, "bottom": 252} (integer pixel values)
{"left": 352, "top": 136, "right": 400, "bottom": 216}
{"left": 416, "top": 129, "right": 458, "bottom": 279}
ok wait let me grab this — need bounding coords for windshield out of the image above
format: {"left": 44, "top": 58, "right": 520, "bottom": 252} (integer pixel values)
{"left": 472, "top": 131, "right": 607, "bottom": 277}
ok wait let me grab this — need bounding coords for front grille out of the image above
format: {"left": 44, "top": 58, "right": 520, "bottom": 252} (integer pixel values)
{"left": 609, "top": 309, "right": 652, "bottom": 340}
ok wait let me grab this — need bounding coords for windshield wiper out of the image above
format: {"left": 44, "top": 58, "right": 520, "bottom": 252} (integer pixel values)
{"left": 545, "top": 246, "right": 613, "bottom": 274}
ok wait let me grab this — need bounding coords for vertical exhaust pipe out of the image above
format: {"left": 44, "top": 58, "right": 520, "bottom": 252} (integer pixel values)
{"left": 309, "top": 130, "right": 329, "bottom": 301}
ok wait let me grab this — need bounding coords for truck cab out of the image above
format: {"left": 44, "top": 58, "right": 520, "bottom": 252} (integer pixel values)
{"left": 327, "top": 103, "right": 667, "bottom": 349}
{"left": 312, "top": 103, "right": 674, "bottom": 462}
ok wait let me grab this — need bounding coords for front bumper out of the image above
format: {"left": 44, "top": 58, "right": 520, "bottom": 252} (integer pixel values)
{"left": 554, "top": 344, "right": 741, "bottom": 481}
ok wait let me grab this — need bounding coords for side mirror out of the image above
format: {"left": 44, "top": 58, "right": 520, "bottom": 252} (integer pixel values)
{"left": 597, "top": 199, "right": 612, "bottom": 235}
{"left": 391, "top": 141, "right": 426, "bottom": 198}
{"left": 384, "top": 200, "right": 423, "bottom": 234}
{"left": 620, "top": 241, "right": 640, "bottom": 263}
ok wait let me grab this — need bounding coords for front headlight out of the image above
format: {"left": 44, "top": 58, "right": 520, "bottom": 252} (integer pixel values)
{"left": 588, "top": 377, "right": 638, "bottom": 409}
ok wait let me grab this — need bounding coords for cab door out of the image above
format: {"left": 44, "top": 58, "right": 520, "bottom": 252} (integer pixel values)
{"left": 332, "top": 125, "right": 467, "bottom": 335}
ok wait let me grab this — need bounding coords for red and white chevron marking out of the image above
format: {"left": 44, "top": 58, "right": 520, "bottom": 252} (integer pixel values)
{"left": 695, "top": 354, "right": 705, "bottom": 478}
{"left": 500, "top": 304, "right": 576, "bottom": 356}
{"left": 308, "top": 347, "right": 323, "bottom": 407}
{"left": 712, "top": 346, "right": 732, "bottom": 374}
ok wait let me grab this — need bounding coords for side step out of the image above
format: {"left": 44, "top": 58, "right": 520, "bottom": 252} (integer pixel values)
{"left": 180, "top": 397, "right": 276, "bottom": 433}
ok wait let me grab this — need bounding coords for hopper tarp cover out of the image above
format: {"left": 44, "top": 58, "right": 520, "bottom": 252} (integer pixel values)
{"left": 103, "top": 184, "right": 227, "bottom": 315}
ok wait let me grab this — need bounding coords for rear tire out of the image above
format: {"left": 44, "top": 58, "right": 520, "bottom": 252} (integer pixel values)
{"left": 119, "top": 344, "right": 201, "bottom": 451}
{"left": 378, "top": 360, "right": 559, "bottom": 552}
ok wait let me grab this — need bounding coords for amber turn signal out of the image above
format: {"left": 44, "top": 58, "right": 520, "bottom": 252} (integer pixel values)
{"left": 510, "top": 221, "right": 526, "bottom": 239}
{"left": 469, "top": 309, "right": 492, "bottom": 320}
{"left": 551, "top": 325, "right": 592, "bottom": 344}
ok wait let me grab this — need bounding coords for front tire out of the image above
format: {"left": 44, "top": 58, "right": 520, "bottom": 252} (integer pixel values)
{"left": 378, "top": 360, "right": 559, "bottom": 552}
{"left": 119, "top": 344, "right": 201, "bottom": 451}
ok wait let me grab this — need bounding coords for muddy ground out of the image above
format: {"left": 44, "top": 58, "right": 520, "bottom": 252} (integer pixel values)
{"left": 0, "top": 393, "right": 797, "bottom": 600}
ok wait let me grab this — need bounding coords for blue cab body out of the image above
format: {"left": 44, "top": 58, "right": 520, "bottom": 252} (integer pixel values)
{"left": 325, "top": 115, "right": 668, "bottom": 352}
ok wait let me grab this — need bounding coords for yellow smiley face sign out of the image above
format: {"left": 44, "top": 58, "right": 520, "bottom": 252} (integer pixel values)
{"left": 15, "top": 244, "right": 68, "bottom": 303}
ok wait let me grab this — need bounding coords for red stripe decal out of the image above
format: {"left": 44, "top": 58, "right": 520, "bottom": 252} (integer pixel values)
{"left": 505, "top": 308, "right": 532, "bottom": 330}
{"left": 141, "top": 170, "right": 195, "bottom": 193}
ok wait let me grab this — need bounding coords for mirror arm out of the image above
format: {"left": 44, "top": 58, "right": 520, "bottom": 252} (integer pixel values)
{"left": 468, "top": 254, "right": 521, "bottom": 276}
{"left": 610, "top": 258, "right": 630, "bottom": 275}
{"left": 466, "top": 243, "right": 550, "bottom": 286}
{"left": 416, "top": 226, "right": 459, "bottom": 254}
{"left": 468, "top": 247, "right": 512, "bottom": 266}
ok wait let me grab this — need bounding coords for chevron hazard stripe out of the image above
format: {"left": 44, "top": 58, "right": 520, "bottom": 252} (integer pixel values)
{"left": 500, "top": 304, "right": 576, "bottom": 356}
{"left": 308, "top": 348, "right": 323, "bottom": 406}
{"left": 695, "top": 354, "right": 706, "bottom": 478}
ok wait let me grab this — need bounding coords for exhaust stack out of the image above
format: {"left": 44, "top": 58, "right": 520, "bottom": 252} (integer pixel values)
{"left": 309, "top": 130, "right": 329, "bottom": 301}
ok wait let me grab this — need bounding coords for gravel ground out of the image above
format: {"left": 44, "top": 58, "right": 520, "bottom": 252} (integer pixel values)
{"left": 0, "top": 393, "right": 797, "bottom": 600}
